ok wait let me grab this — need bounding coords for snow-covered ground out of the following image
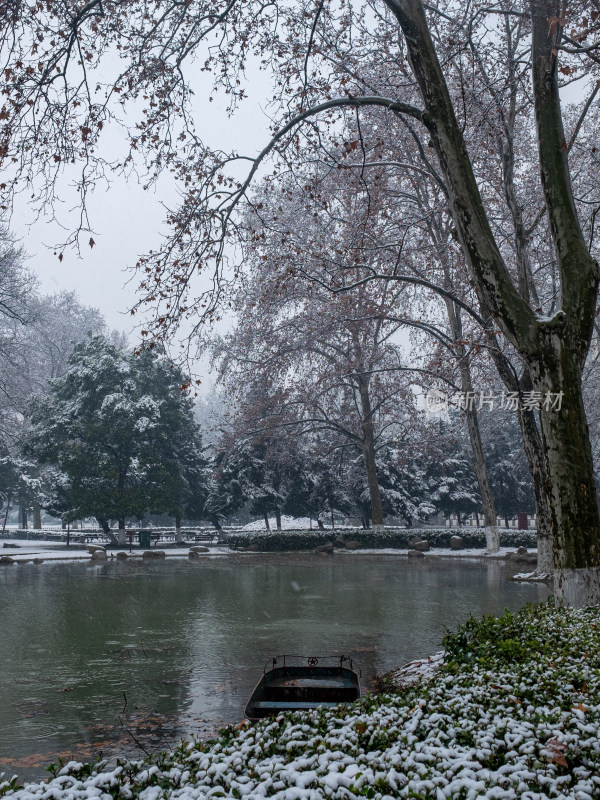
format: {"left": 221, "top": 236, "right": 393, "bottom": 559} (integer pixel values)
{"left": 0, "top": 539, "right": 230, "bottom": 562}
{"left": 241, "top": 516, "right": 324, "bottom": 531}
{"left": 382, "top": 651, "right": 446, "bottom": 689}
{"left": 2, "top": 602, "right": 598, "bottom": 800}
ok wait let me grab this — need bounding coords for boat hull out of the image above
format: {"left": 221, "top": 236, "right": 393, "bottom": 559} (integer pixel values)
{"left": 245, "top": 664, "right": 360, "bottom": 720}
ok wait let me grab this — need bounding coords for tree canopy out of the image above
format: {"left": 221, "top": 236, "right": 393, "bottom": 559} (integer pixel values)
{"left": 27, "top": 336, "right": 207, "bottom": 541}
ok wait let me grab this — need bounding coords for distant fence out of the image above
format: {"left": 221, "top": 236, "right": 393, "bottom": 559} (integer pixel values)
{"left": 1, "top": 525, "right": 539, "bottom": 549}
{"left": 0, "top": 526, "right": 227, "bottom": 543}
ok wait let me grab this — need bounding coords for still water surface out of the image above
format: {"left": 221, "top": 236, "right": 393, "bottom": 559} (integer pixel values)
{"left": 0, "top": 553, "right": 550, "bottom": 782}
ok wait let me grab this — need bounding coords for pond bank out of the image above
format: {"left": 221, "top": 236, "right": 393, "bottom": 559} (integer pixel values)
{"left": 0, "top": 538, "right": 539, "bottom": 566}
{"left": 2, "top": 601, "right": 598, "bottom": 800}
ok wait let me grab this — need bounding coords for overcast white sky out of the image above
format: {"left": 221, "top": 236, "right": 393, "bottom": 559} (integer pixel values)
{"left": 16, "top": 178, "right": 166, "bottom": 335}
{"left": 12, "top": 63, "right": 274, "bottom": 360}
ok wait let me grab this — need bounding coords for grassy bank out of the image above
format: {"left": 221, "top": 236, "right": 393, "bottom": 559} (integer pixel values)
{"left": 2, "top": 600, "right": 599, "bottom": 799}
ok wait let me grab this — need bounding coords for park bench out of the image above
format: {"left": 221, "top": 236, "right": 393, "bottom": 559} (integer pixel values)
{"left": 194, "top": 531, "right": 219, "bottom": 544}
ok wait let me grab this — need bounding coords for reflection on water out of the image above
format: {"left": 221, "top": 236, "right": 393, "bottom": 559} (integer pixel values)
{"left": 0, "top": 554, "right": 550, "bottom": 782}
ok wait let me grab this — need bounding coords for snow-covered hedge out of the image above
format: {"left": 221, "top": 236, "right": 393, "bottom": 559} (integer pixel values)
{"left": 226, "top": 527, "right": 538, "bottom": 551}
{"left": 3, "top": 601, "right": 599, "bottom": 800}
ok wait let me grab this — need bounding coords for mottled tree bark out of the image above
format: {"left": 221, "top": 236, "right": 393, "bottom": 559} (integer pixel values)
{"left": 530, "top": 338, "right": 600, "bottom": 603}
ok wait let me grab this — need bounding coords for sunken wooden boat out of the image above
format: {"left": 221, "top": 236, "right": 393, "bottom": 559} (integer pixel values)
{"left": 245, "top": 655, "right": 361, "bottom": 720}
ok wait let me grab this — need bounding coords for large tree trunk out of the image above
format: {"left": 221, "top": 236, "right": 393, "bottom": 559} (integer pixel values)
{"left": 33, "top": 506, "right": 42, "bottom": 530}
{"left": 358, "top": 380, "right": 385, "bottom": 529}
{"left": 98, "top": 516, "right": 117, "bottom": 545}
{"left": 115, "top": 471, "right": 128, "bottom": 546}
{"left": 362, "top": 436, "right": 384, "bottom": 529}
{"left": 529, "top": 344, "right": 600, "bottom": 605}
{"left": 19, "top": 503, "right": 27, "bottom": 529}
{"left": 275, "top": 509, "right": 282, "bottom": 530}
{"left": 263, "top": 512, "right": 270, "bottom": 530}
{"left": 2, "top": 488, "right": 12, "bottom": 531}
{"left": 117, "top": 517, "right": 127, "bottom": 546}
{"left": 175, "top": 514, "right": 183, "bottom": 543}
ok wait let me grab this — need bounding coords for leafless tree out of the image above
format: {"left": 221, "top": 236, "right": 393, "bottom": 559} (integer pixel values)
{"left": 211, "top": 178, "right": 423, "bottom": 528}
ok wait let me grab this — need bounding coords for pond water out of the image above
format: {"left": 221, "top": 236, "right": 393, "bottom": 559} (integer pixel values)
{"left": 0, "top": 553, "right": 550, "bottom": 783}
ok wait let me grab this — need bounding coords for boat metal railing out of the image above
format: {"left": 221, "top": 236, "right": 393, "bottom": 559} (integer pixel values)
{"left": 265, "top": 654, "right": 357, "bottom": 673}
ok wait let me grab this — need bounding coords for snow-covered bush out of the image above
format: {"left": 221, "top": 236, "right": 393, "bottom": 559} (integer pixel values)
{"left": 226, "top": 527, "right": 538, "bottom": 551}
